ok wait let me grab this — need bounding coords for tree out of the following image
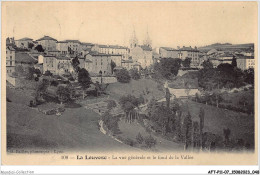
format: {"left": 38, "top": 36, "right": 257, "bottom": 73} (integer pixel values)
{"left": 231, "top": 55, "right": 237, "bottom": 67}
{"left": 107, "top": 100, "right": 117, "bottom": 111}
{"left": 119, "top": 95, "right": 141, "bottom": 123}
{"left": 35, "top": 45, "right": 44, "bottom": 52}
{"left": 165, "top": 88, "right": 171, "bottom": 108}
{"left": 183, "top": 113, "right": 192, "bottom": 150}
{"left": 111, "top": 60, "right": 116, "bottom": 74}
{"left": 223, "top": 128, "right": 231, "bottom": 144}
{"left": 136, "top": 133, "right": 144, "bottom": 144}
{"left": 71, "top": 56, "right": 80, "bottom": 73}
{"left": 115, "top": 68, "right": 131, "bottom": 83}
{"left": 57, "top": 85, "right": 71, "bottom": 104}
{"left": 28, "top": 43, "right": 34, "bottom": 49}
{"left": 182, "top": 57, "right": 192, "bottom": 68}
{"left": 27, "top": 67, "right": 36, "bottom": 80}
{"left": 199, "top": 108, "right": 205, "bottom": 150}
{"left": 129, "top": 68, "right": 141, "bottom": 80}
{"left": 144, "top": 135, "right": 157, "bottom": 148}
{"left": 78, "top": 68, "right": 92, "bottom": 99}
{"left": 211, "top": 90, "right": 223, "bottom": 108}
{"left": 244, "top": 68, "right": 254, "bottom": 85}
{"left": 202, "top": 60, "right": 214, "bottom": 69}
{"left": 153, "top": 58, "right": 182, "bottom": 79}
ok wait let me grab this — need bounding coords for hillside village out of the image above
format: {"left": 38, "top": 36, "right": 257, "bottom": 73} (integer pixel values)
{"left": 5, "top": 31, "right": 255, "bottom": 153}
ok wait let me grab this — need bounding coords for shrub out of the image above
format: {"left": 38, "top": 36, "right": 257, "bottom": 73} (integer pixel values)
{"left": 101, "top": 112, "right": 120, "bottom": 134}
{"left": 233, "top": 90, "right": 238, "bottom": 93}
{"left": 44, "top": 70, "right": 53, "bottom": 76}
{"left": 115, "top": 68, "right": 131, "bottom": 83}
{"left": 144, "top": 135, "right": 157, "bottom": 148}
{"left": 124, "top": 138, "right": 136, "bottom": 147}
{"left": 244, "top": 88, "right": 248, "bottom": 91}
{"left": 136, "top": 133, "right": 144, "bottom": 144}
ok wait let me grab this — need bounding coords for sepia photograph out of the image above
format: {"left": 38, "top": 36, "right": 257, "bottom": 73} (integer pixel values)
{"left": 1, "top": 1, "right": 258, "bottom": 167}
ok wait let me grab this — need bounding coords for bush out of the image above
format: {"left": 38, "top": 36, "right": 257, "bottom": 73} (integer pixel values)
{"left": 244, "top": 88, "right": 248, "bottom": 91}
{"left": 101, "top": 112, "right": 120, "bottom": 134}
{"left": 129, "top": 68, "right": 141, "bottom": 80}
{"left": 136, "top": 133, "right": 144, "bottom": 144}
{"left": 44, "top": 70, "right": 53, "bottom": 76}
{"left": 233, "top": 90, "right": 238, "bottom": 93}
{"left": 144, "top": 135, "right": 157, "bottom": 148}
{"left": 115, "top": 68, "right": 131, "bottom": 83}
{"left": 124, "top": 138, "right": 136, "bottom": 147}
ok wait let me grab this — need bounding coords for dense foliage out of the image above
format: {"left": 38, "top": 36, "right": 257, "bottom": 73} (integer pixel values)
{"left": 115, "top": 68, "right": 131, "bottom": 83}
{"left": 153, "top": 58, "right": 182, "bottom": 79}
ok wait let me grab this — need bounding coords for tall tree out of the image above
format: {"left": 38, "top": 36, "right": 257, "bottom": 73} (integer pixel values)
{"left": 231, "top": 55, "right": 237, "bottom": 67}
{"left": 199, "top": 107, "right": 205, "bottom": 150}
{"left": 111, "top": 60, "right": 116, "bottom": 74}
{"left": 165, "top": 87, "right": 171, "bottom": 108}
{"left": 71, "top": 56, "right": 80, "bottom": 73}
{"left": 183, "top": 112, "right": 192, "bottom": 150}
{"left": 57, "top": 85, "right": 71, "bottom": 104}
{"left": 182, "top": 57, "right": 192, "bottom": 68}
{"left": 78, "top": 68, "right": 92, "bottom": 99}
{"left": 35, "top": 45, "right": 44, "bottom": 52}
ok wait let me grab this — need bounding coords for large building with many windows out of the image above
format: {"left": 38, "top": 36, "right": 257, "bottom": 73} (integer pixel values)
{"left": 6, "top": 46, "right": 16, "bottom": 75}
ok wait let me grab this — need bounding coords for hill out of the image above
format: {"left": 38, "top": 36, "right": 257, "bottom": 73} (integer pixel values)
{"left": 198, "top": 43, "right": 254, "bottom": 52}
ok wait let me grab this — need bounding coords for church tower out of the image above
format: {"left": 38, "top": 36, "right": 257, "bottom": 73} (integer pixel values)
{"left": 129, "top": 27, "right": 138, "bottom": 48}
{"left": 143, "top": 27, "right": 152, "bottom": 48}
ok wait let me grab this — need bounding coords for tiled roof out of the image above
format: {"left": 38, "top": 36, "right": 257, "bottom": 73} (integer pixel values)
{"left": 17, "top": 37, "right": 33, "bottom": 41}
{"left": 179, "top": 46, "right": 199, "bottom": 52}
{"left": 15, "top": 52, "right": 38, "bottom": 64}
{"left": 64, "top": 40, "right": 81, "bottom": 44}
{"left": 98, "top": 44, "right": 128, "bottom": 49}
{"left": 161, "top": 47, "right": 177, "bottom": 51}
{"left": 36, "top": 36, "right": 57, "bottom": 42}
{"left": 88, "top": 51, "right": 121, "bottom": 57}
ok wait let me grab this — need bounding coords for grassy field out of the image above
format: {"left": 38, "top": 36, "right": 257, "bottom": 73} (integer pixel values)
{"left": 106, "top": 78, "right": 165, "bottom": 101}
{"left": 6, "top": 87, "right": 136, "bottom": 152}
{"left": 180, "top": 100, "right": 255, "bottom": 148}
{"left": 117, "top": 120, "right": 184, "bottom": 152}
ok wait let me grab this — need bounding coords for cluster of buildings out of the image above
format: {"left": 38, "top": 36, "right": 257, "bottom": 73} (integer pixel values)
{"left": 203, "top": 49, "right": 255, "bottom": 70}
{"left": 5, "top": 32, "right": 255, "bottom": 80}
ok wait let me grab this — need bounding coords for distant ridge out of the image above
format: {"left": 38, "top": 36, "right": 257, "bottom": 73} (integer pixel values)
{"left": 198, "top": 43, "right": 254, "bottom": 52}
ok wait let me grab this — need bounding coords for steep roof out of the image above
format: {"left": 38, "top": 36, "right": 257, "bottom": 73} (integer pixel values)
{"left": 36, "top": 36, "right": 57, "bottom": 42}
{"left": 15, "top": 52, "right": 38, "bottom": 64}
{"left": 17, "top": 37, "right": 33, "bottom": 41}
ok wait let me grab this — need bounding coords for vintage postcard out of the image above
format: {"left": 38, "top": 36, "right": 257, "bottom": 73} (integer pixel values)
{"left": 1, "top": 1, "right": 258, "bottom": 166}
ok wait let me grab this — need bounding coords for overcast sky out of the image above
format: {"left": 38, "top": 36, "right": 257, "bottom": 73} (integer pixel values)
{"left": 3, "top": 1, "right": 258, "bottom": 48}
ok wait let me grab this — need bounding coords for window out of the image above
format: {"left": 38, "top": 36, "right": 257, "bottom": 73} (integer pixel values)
{"left": 10, "top": 56, "right": 12, "bottom": 60}
{"left": 10, "top": 61, "right": 12, "bottom": 66}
